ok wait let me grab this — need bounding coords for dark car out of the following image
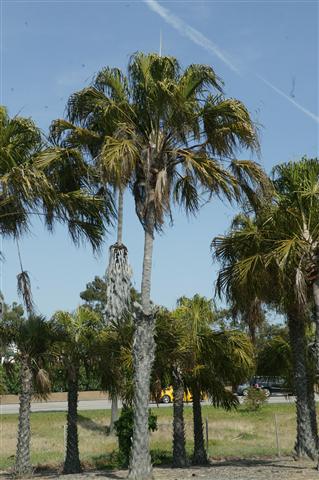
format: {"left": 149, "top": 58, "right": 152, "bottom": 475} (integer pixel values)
{"left": 237, "top": 376, "right": 291, "bottom": 397}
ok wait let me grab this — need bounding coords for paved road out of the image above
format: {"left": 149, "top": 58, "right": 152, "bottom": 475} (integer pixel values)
{"left": 0, "top": 394, "right": 300, "bottom": 414}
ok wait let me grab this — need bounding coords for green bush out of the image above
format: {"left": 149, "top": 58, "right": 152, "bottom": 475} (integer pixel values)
{"left": 114, "top": 405, "right": 157, "bottom": 466}
{"left": 244, "top": 387, "right": 268, "bottom": 411}
{"left": 0, "top": 365, "right": 7, "bottom": 395}
{"left": 0, "top": 362, "right": 20, "bottom": 395}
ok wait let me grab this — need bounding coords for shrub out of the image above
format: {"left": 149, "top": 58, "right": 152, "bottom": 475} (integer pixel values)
{"left": 244, "top": 387, "right": 268, "bottom": 411}
{"left": 0, "top": 365, "right": 7, "bottom": 395}
{"left": 114, "top": 405, "right": 157, "bottom": 466}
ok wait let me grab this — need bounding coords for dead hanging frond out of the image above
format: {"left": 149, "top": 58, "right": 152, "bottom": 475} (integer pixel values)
{"left": 33, "top": 368, "right": 51, "bottom": 400}
{"left": 17, "top": 270, "right": 34, "bottom": 315}
{"left": 16, "top": 239, "right": 35, "bottom": 315}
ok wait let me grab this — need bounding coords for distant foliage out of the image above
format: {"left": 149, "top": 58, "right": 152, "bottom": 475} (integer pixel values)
{"left": 244, "top": 387, "right": 268, "bottom": 411}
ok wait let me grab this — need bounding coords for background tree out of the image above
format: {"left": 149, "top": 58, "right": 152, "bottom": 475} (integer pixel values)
{"left": 212, "top": 158, "right": 319, "bottom": 461}
{"left": 174, "top": 295, "right": 254, "bottom": 465}
{"left": 95, "top": 313, "right": 134, "bottom": 433}
{"left": 153, "top": 308, "right": 188, "bottom": 468}
{"left": 0, "top": 312, "right": 55, "bottom": 476}
{"left": 80, "top": 276, "right": 107, "bottom": 314}
{"left": 51, "top": 307, "right": 102, "bottom": 474}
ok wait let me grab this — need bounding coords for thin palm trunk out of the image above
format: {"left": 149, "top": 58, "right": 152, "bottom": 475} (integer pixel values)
{"left": 117, "top": 188, "right": 124, "bottom": 244}
{"left": 128, "top": 206, "right": 156, "bottom": 480}
{"left": 14, "top": 355, "right": 32, "bottom": 476}
{"left": 313, "top": 279, "right": 319, "bottom": 373}
{"left": 107, "top": 188, "right": 123, "bottom": 434}
{"left": 172, "top": 366, "right": 187, "bottom": 468}
{"left": 288, "top": 310, "right": 318, "bottom": 459}
{"left": 109, "top": 394, "right": 119, "bottom": 433}
{"left": 63, "top": 368, "right": 82, "bottom": 474}
{"left": 248, "top": 324, "right": 256, "bottom": 346}
{"left": 192, "top": 383, "right": 208, "bottom": 465}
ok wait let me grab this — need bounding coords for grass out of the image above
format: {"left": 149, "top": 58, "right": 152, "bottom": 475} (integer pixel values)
{"left": 0, "top": 403, "right": 297, "bottom": 471}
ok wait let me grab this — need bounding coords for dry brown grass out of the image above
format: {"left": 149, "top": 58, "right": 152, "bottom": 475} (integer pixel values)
{"left": 0, "top": 403, "right": 298, "bottom": 471}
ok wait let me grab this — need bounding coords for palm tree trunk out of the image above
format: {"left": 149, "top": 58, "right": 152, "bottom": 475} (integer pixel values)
{"left": 313, "top": 279, "right": 319, "bottom": 373}
{"left": 192, "top": 383, "right": 208, "bottom": 465}
{"left": 63, "top": 368, "right": 82, "bottom": 474}
{"left": 109, "top": 393, "right": 119, "bottom": 434}
{"left": 307, "top": 381, "right": 318, "bottom": 450}
{"left": 14, "top": 355, "right": 32, "bottom": 476}
{"left": 128, "top": 206, "right": 156, "bottom": 480}
{"left": 288, "top": 310, "right": 318, "bottom": 459}
{"left": 172, "top": 366, "right": 187, "bottom": 468}
{"left": 117, "top": 188, "right": 124, "bottom": 245}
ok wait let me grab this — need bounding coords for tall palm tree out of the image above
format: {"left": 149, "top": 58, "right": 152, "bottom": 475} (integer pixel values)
{"left": 51, "top": 307, "right": 102, "bottom": 474}
{"left": 51, "top": 53, "right": 268, "bottom": 479}
{"left": 101, "top": 53, "right": 268, "bottom": 480}
{"left": 0, "top": 313, "right": 55, "bottom": 476}
{"left": 50, "top": 69, "right": 134, "bottom": 431}
{"left": 212, "top": 158, "right": 319, "bottom": 461}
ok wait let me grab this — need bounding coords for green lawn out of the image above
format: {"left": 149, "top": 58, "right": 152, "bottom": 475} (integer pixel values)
{"left": 0, "top": 403, "right": 297, "bottom": 471}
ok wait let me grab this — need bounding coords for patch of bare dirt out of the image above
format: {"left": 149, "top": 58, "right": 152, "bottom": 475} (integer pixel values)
{"left": 1, "top": 457, "right": 319, "bottom": 480}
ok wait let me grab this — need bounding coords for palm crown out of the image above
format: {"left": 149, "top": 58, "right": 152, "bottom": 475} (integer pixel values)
{"left": 51, "top": 53, "right": 269, "bottom": 232}
{"left": 0, "top": 105, "right": 113, "bottom": 249}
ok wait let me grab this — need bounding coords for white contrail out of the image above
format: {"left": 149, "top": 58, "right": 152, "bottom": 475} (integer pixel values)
{"left": 257, "top": 74, "right": 319, "bottom": 124}
{"left": 145, "top": 0, "right": 319, "bottom": 124}
{"left": 144, "top": 0, "right": 240, "bottom": 74}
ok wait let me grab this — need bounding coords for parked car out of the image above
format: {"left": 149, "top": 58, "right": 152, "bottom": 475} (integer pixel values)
{"left": 160, "top": 386, "right": 192, "bottom": 404}
{"left": 237, "top": 377, "right": 291, "bottom": 397}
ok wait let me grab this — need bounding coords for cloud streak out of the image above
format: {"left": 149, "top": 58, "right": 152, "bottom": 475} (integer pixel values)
{"left": 257, "top": 74, "right": 319, "bottom": 124}
{"left": 144, "top": 0, "right": 240, "bottom": 74}
{"left": 145, "top": 0, "right": 319, "bottom": 124}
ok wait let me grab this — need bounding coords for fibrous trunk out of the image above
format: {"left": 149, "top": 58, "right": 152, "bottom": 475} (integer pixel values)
{"left": 14, "top": 355, "right": 33, "bottom": 476}
{"left": 172, "top": 367, "right": 187, "bottom": 468}
{"left": 288, "top": 309, "right": 318, "bottom": 459}
{"left": 117, "top": 188, "right": 124, "bottom": 244}
{"left": 192, "top": 383, "right": 208, "bottom": 465}
{"left": 128, "top": 207, "right": 155, "bottom": 480}
{"left": 313, "top": 279, "right": 319, "bottom": 374}
{"left": 109, "top": 393, "right": 119, "bottom": 434}
{"left": 63, "top": 369, "right": 82, "bottom": 474}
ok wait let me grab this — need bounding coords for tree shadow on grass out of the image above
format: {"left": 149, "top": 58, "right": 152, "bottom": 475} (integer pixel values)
{"left": 208, "top": 457, "right": 315, "bottom": 471}
{"left": 78, "top": 414, "right": 108, "bottom": 434}
{"left": 95, "top": 474, "right": 125, "bottom": 479}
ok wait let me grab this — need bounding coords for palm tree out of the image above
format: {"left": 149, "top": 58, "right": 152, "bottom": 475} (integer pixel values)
{"left": 101, "top": 53, "right": 268, "bottom": 480}
{"left": 51, "top": 69, "right": 134, "bottom": 431}
{"left": 213, "top": 218, "right": 317, "bottom": 458}
{"left": 96, "top": 313, "right": 135, "bottom": 432}
{"left": 174, "top": 295, "right": 254, "bottom": 465}
{"left": 51, "top": 52, "right": 268, "bottom": 479}
{"left": 0, "top": 106, "right": 112, "bottom": 246}
{"left": 0, "top": 312, "right": 55, "bottom": 476}
{"left": 51, "top": 307, "right": 102, "bottom": 474}
{"left": 212, "top": 159, "right": 319, "bottom": 460}
{"left": 153, "top": 308, "right": 188, "bottom": 468}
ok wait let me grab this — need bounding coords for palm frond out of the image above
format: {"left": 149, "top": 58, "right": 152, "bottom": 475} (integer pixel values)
{"left": 17, "top": 270, "right": 34, "bottom": 315}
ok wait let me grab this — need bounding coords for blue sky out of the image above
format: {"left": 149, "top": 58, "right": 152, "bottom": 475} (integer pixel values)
{"left": 1, "top": 0, "right": 318, "bottom": 317}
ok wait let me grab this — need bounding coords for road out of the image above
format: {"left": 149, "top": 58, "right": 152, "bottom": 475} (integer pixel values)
{"left": 0, "top": 394, "right": 300, "bottom": 414}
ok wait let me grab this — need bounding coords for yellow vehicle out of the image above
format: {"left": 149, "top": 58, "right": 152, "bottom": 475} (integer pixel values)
{"left": 160, "top": 386, "right": 192, "bottom": 404}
